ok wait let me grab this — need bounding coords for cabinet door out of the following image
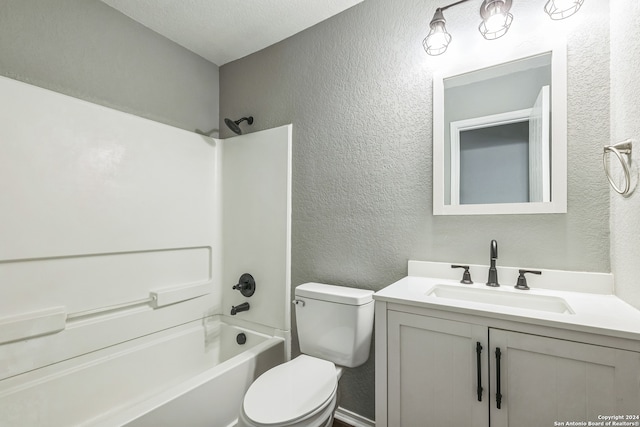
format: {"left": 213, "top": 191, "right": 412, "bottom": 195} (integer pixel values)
{"left": 490, "top": 329, "right": 640, "bottom": 427}
{"left": 387, "top": 311, "right": 489, "bottom": 427}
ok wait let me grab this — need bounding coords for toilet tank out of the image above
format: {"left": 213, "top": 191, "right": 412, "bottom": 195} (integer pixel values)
{"left": 294, "top": 283, "right": 374, "bottom": 368}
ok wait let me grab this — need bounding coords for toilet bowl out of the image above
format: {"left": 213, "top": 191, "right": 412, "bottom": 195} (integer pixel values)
{"left": 237, "top": 355, "right": 341, "bottom": 427}
{"left": 238, "top": 283, "right": 374, "bottom": 427}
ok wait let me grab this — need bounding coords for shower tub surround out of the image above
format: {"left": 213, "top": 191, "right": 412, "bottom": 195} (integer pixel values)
{"left": 0, "top": 76, "right": 292, "bottom": 425}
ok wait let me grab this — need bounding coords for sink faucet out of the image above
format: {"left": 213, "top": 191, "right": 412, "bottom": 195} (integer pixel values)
{"left": 486, "top": 240, "right": 499, "bottom": 287}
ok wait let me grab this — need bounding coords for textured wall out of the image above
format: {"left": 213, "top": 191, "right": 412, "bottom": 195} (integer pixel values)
{"left": 220, "top": 0, "right": 611, "bottom": 420}
{"left": 610, "top": 0, "right": 640, "bottom": 310}
{"left": 0, "top": 0, "right": 219, "bottom": 134}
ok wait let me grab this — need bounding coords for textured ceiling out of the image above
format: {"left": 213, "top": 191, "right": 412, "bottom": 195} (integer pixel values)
{"left": 101, "top": 0, "right": 364, "bottom": 66}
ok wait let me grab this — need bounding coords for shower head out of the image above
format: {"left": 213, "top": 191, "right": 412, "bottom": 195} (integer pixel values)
{"left": 224, "top": 116, "right": 254, "bottom": 135}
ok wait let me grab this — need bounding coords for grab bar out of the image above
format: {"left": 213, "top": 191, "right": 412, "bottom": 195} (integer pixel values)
{"left": 66, "top": 281, "right": 211, "bottom": 319}
{"left": 66, "top": 296, "right": 155, "bottom": 320}
{"left": 150, "top": 281, "right": 211, "bottom": 308}
{"left": 0, "top": 281, "right": 211, "bottom": 343}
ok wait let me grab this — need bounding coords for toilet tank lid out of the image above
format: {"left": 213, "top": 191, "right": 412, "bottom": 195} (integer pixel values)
{"left": 295, "top": 283, "right": 374, "bottom": 305}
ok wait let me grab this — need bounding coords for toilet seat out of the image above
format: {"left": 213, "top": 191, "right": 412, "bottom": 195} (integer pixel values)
{"left": 241, "top": 355, "right": 337, "bottom": 426}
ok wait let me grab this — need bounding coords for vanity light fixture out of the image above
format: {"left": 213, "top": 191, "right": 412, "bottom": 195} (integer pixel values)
{"left": 423, "top": 0, "right": 585, "bottom": 56}
{"left": 544, "top": 0, "right": 584, "bottom": 20}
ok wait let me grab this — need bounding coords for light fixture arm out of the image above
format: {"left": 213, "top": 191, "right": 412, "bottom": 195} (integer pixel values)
{"left": 439, "top": 0, "right": 472, "bottom": 11}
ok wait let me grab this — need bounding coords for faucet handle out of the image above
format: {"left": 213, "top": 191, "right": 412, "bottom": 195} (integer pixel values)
{"left": 515, "top": 269, "right": 542, "bottom": 290}
{"left": 451, "top": 265, "right": 473, "bottom": 284}
{"left": 232, "top": 273, "right": 256, "bottom": 297}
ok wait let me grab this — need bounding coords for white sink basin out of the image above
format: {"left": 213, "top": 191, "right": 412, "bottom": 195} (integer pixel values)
{"left": 426, "top": 284, "right": 574, "bottom": 314}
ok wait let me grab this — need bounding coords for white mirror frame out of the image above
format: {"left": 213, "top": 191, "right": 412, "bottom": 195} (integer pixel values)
{"left": 433, "top": 42, "right": 567, "bottom": 215}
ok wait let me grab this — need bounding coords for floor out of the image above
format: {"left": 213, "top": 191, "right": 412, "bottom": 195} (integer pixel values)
{"left": 333, "top": 419, "right": 353, "bottom": 427}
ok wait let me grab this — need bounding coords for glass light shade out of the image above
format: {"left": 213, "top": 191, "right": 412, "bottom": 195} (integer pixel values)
{"left": 479, "top": 1, "right": 513, "bottom": 40}
{"left": 544, "top": 0, "right": 584, "bottom": 20}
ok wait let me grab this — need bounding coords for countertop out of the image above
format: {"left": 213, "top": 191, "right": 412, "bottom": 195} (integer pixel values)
{"left": 374, "top": 262, "right": 640, "bottom": 343}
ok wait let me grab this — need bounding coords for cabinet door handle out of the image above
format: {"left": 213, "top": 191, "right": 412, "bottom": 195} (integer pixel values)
{"left": 495, "top": 347, "right": 502, "bottom": 409}
{"left": 476, "top": 341, "right": 483, "bottom": 401}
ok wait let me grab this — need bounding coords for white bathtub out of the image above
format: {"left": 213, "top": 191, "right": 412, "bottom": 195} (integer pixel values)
{"left": 0, "top": 318, "right": 285, "bottom": 427}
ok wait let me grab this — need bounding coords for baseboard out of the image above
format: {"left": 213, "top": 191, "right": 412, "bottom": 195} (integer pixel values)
{"left": 334, "top": 406, "right": 375, "bottom": 427}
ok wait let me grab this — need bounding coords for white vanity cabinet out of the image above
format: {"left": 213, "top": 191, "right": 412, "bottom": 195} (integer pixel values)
{"left": 378, "top": 306, "right": 640, "bottom": 427}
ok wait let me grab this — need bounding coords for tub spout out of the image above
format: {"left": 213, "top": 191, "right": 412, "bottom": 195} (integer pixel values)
{"left": 231, "top": 302, "right": 250, "bottom": 315}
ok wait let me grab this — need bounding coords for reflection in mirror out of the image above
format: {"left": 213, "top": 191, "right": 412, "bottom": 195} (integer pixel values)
{"left": 450, "top": 85, "right": 550, "bottom": 205}
{"left": 433, "top": 43, "right": 567, "bottom": 215}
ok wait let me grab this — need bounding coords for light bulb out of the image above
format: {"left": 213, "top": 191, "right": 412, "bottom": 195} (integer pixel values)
{"left": 485, "top": 13, "right": 507, "bottom": 33}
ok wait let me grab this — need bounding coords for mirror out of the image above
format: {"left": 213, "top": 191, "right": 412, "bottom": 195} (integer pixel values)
{"left": 433, "top": 43, "right": 567, "bottom": 215}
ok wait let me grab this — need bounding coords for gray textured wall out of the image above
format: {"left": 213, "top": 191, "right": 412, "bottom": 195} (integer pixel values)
{"left": 220, "top": 0, "right": 611, "bottom": 420}
{"left": 0, "top": 0, "right": 219, "bottom": 133}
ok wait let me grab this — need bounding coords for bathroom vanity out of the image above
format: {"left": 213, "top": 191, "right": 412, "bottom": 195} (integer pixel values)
{"left": 374, "top": 261, "right": 640, "bottom": 427}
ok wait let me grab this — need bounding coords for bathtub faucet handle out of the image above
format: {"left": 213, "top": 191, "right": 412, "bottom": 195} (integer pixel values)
{"left": 231, "top": 302, "right": 250, "bottom": 315}
{"left": 232, "top": 273, "right": 256, "bottom": 297}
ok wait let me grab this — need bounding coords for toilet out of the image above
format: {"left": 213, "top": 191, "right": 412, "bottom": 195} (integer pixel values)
{"left": 238, "top": 282, "right": 374, "bottom": 427}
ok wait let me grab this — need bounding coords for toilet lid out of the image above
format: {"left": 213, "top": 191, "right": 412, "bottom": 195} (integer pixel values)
{"left": 243, "top": 355, "right": 337, "bottom": 425}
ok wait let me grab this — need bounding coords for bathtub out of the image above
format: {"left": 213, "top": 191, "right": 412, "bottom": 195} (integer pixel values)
{"left": 0, "top": 317, "right": 285, "bottom": 427}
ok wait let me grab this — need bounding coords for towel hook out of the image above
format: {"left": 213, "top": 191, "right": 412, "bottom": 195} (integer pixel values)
{"left": 603, "top": 139, "right": 633, "bottom": 196}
